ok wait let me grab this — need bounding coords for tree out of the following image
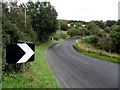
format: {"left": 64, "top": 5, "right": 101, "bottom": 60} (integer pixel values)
{"left": 105, "top": 20, "right": 116, "bottom": 27}
{"left": 94, "top": 20, "right": 105, "bottom": 29}
{"left": 91, "top": 35, "right": 99, "bottom": 46}
{"left": 110, "top": 25, "right": 120, "bottom": 53}
{"left": 60, "top": 23, "right": 69, "bottom": 31}
{"left": 87, "top": 21, "right": 96, "bottom": 30}
{"left": 67, "top": 28, "right": 79, "bottom": 37}
{"left": 104, "top": 26, "right": 110, "bottom": 33}
{"left": 87, "top": 21, "right": 101, "bottom": 35}
{"left": 25, "top": 1, "right": 58, "bottom": 42}
{"left": 2, "top": 20, "right": 22, "bottom": 43}
{"left": 78, "top": 27, "right": 88, "bottom": 36}
{"left": 2, "top": 2, "right": 36, "bottom": 71}
{"left": 117, "top": 20, "right": 120, "bottom": 25}
{"left": 97, "top": 36, "right": 113, "bottom": 52}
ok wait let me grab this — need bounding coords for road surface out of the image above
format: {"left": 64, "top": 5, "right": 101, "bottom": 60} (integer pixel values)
{"left": 46, "top": 39, "right": 119, "bottom": 88}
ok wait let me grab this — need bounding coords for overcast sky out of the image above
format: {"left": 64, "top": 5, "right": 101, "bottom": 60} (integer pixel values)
{"left": 18, "top": 0, "right": 120, "bottom": 21}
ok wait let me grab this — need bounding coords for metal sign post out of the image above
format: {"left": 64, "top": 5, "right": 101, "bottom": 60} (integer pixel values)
{"left": 6, "top": 42, "right": 35, "bottom": 64}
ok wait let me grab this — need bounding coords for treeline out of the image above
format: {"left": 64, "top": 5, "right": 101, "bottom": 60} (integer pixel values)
{"left": 59, "top": 20, "right": 120, "bottom": 54}
{"left": 2, "top": 1, "right": 58, "bottom": 70}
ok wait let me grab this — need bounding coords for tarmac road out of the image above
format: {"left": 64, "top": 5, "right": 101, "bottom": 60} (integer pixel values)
{"left": 46, "top": 39, "right": 119, "bottom": 88}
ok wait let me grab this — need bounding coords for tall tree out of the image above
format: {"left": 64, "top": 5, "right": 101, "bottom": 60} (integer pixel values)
{"left": 117, "top": 20, "right": 120, "bottom": 25}
{"left": 2, "top": 2, "right": 37, "bottom": 71}
{"left": 105, "top": 20, "right": 116, "bottom": 27}
{"left": 25, "top": 1, "right": 58, "bottom": 42}
{"left": 110, "top": 25, "right": 120, "bottom": 53}
{"left": 87, "top": 21, "right": 101, "bottom": 35}
{"left": 60, "top": 23, "right": 69, "bottom": 31}
{"left": 94, "top": 20, "right": 105, "bottom": 29}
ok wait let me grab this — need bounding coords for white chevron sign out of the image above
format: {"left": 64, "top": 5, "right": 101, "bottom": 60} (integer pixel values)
{"left": 17, "top": 43, "right": 34, "bottom": 63}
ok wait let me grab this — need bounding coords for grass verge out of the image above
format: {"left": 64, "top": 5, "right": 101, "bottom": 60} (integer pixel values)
{"left": 73, "top": 39, "right": 120, "bottom": 63}
{"left": 2, "top": 40, "right": 63, "bottom": 88}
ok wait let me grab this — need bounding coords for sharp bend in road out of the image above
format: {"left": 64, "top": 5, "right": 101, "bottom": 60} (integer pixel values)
{"left": 46, "top": 39, "right": 118, "bottom": 88}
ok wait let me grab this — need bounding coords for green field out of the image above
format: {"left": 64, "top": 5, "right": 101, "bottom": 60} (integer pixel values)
{"left": 2, "top": 40, "right": 62, "bottom": 88}
{"left": 73, "top": 39, "right": 120, "bottom": 63}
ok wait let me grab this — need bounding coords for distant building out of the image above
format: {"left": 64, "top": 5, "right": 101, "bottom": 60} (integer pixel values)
{"left": 67, "top": 24, "right": 76, "bottom": 27}
{"left": 81, "top": 25, "right": 86, "bottom": 27}
{"left": 67, "top": 24, "right": 71, "bottom": 27}
{"left": 74, "top": 25, "right": 76, "bottom": 27}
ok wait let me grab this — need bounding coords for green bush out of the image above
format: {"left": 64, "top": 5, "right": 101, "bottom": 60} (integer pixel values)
{"left": 60, "top": 32, "right": 66, "bottom": 39}
{"left": 110, "top": 25, "right": 120, "bottom": 53}
{"left": 97, "top": 36, "right": 113, "bottom": 52}
{"left": 82, "top": 36, "right": 93, "bottom": 43}
{"left": 2, "top": 2, "right": 37, "bottom": 73}
{"left": 73, "top": 39, "right": 120, "bottom": 63}
{"left": 67, "top": 28, "right": 79, "bottom": 37}
{"left": 53, "top": 34, "right": 60, "bottom": 40}
{"left": 91, "top": 35, "right": 99, "bottom": 45}
{"left": 78, "top": 27, "right": 88, "bottom": 36}
{"left": 60, "top": 23, "right": 69, "bottom": 31}
{"left": 66, "top": 35, "right": 71, "bottom": 39}
{"left": 52, "top": 30, "right": 69, "bottom": 40}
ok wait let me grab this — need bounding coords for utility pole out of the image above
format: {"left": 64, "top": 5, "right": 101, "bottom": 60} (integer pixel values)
{"left": 25, "top": 7, "right": 26, "bottom": 33}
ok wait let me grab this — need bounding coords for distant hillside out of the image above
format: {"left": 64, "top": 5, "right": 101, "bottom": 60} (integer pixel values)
{"left": 58, "top": 19, "right": 88, "bottom": 24}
